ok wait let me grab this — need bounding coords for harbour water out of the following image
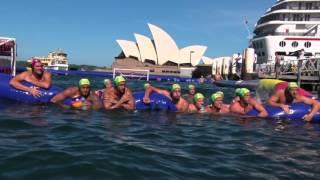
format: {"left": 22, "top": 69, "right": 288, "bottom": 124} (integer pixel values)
{"left": 0, "top": 75, "right": 319, "bottom": 179}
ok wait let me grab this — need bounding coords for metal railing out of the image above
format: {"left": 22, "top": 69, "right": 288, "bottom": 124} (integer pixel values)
{"left": 257, "top": 57, "right": 320, "bottom": 85}
{"left": 279, "top": 58, "right": 319, "bottom": 75}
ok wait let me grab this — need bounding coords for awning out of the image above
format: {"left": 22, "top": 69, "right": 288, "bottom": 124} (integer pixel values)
{"left": 0, "top": 37, "right": 15, "bottom": 56}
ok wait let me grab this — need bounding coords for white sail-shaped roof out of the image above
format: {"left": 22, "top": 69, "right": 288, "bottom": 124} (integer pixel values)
{"left": 116, "top": 40, "right": 141, "bottom": 60}
{"left": 148, "top": 23, "right": 180, "bottom": 65}
{"left": 179, "top": 45, "right": 207, "bottom": 66}
{"left": 201, "top": 56, "right": 214, "bottom": 65}
{"left": 134, "top": 33, "right": 157, "bottom": 62}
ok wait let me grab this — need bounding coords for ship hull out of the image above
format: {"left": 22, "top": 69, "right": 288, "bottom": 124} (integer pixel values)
{"left": 252, "top": 35, "right": 320, "bottom": 64}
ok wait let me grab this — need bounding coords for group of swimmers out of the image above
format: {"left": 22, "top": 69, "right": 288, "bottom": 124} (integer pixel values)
{"left": 8, "top": 59, "right": 320, "bottom": 122}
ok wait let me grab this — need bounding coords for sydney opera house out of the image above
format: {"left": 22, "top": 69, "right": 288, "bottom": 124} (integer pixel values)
{"left": 112, "top": 24, "right": 211, "bottom": 74}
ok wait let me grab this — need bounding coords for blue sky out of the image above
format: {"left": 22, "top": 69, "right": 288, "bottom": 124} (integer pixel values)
{"left": 1, "top": 0, "right": 274, "bottom": 67}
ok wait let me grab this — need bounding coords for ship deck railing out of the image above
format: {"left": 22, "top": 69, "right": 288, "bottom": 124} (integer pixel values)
{"left": 257, "top": 57, "right": 320, "bottom": 84}
{"left": 253, "top": 32, "right": 317, "bottom": 38}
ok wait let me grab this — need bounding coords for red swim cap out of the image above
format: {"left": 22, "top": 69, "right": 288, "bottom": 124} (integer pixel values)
{"left": 31, "top": 58, "right": 42, "bottom": 67}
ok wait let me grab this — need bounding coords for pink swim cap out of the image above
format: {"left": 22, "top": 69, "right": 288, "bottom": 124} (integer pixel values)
{"left": 31, "top": 58, "right": 42, "bottom": 67}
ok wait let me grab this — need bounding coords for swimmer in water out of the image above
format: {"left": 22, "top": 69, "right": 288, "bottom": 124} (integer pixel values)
{"left": 95, "top": 79, "right": 112, "bottom": 98}
{"left": 9, "top": 58, "right": 52, "bottom": 97}
{"left": 50, "top": 78, "right": 102, "bottom": 110}
{"left": 188, "top": 93, "right": 207, "bottom": 113}
{"left": 268, "top": 82, "right": 320, "bottom": 122}
{"left": 143, "top": 83, "right": 189, "bottom": 112}
{"left": 103, "top": 76, "right": 135, "bottom": 111}
{"left": 206, "top": 91, "right": 230, "bottom": 114}
{"left": 230, "top": 88, "right": 268, "bottom": 117}
{"left": 182, "top": 84, "right": 197, "bottom": 104}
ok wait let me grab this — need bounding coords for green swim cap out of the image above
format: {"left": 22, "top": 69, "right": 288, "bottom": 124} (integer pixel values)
{"left": 238, "top": 88, "right": 250, "bottom": 97}
{"left": 216, "top": 91, "right": 224, "bottom": 97}
{"left": 235, "top": 88, "right": 242, "bottom": 96}
{"left": 188, "top": 84, "right": 195, "bottom": 90}
{"left": 114, "top": 76, "right": 126, "bottom": 86}
{"left": 211, "top": 92, "right": 223, "bottom": 102}
{"left": 79, "top": 78, "right": 90, "bottom": 86}
{"left": 288, "top": 82, "right": 299, "bottom": 90}
{"left": 171, "top": 84, "right": 181, "bottom": 91}
{"left": 104, "top": 79, "right": 111, "bottom": 86}
{"left": 194, "top": 93, "right": 204, "bottom": 102}
{"left": 144, "top": 83, "right": 150, "bottom": 90}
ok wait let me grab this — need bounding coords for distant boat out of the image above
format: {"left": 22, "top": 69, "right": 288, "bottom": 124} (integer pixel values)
{"left": 28, "top": 49, "right": 69, "bottom": 71}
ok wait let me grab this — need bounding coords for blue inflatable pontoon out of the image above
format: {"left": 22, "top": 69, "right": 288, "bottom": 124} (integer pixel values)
{"left": 247, "top": 102, "right": 320, "bottom": 122}
{"left": 134, "top": 92, "right": 177, "bottom": 111}
{"left": 0, "top": 73, "right": 61, "bottom": 103}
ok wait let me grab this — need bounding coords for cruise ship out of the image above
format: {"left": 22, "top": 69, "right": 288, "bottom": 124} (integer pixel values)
{"left": 252, "top": 0, "right": 320, "bottom": 64}
{"left": 28, "top": 49, "right": 69, "bottom": 71}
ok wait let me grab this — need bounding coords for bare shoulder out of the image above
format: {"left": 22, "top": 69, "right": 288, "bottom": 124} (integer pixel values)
{"left": 104, "top": 87, "right": 115, "bottom": 94}
{"left": 299, "top": 95, "right": 313, "bottom": 103}
{"left": 15, "top": 71, "right": 29, "bottom": 79}
{"left": 125, "top": 87, "right": 133, "bottom": 95}
{"left": 205, "top": 105, "right": 212, "bottom": 112}
{"left": 180, "top": 97, "right": 188, "bottom": 104}
{"left": 179, "top": 97, "right": 189, "bottom": 108}
{"left": 229, "top": 100, "right": 237, "bottom": 107}
{"left": 249, "top": 97, "right": 262, "bottom": 106}
{"left": 103, "top": 87, "right": 116, "bottom": 100}
{"left": 182, "top": 98, "right": 190, "bottom": 110}
{"left": 230, "top": 101, "right": 240, "bottom": 108}
{"left": 43, "top": 71, "right": 52, "bottom": 77}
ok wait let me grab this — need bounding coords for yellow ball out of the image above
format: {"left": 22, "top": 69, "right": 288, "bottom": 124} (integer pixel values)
{"left": 71, "top": 100, "right": 82, "bottom": 108}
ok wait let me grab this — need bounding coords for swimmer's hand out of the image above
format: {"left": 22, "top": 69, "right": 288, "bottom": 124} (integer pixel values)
{"left": 280, "top": 104, "right": 290, "bottom": 114}
{"left": 82, "top": 101, "right": 91, "bottom": 110}
{"left": 303, "top": 114, "right": 313, "bottom": 122}
{"left": 111, "top": 104, "right": 119, "bottom": 109}
{"left": 143, "top": 97, "right": 150, "bottom": 104}
{"left": 29, "top": 87, "right": 42, "bottom": 97}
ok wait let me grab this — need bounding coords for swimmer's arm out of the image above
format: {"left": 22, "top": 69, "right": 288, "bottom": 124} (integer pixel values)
{"left": 301, "top": 97, "right": 320, "bottom": 121}
{"left": 143, "top": 86, "right": 152, "bottom": 103}
{"left": 155, "top": 88, "right": 170, "bottom": 98}
{"left": 103, "top": 89, "right": 114, "bottom": 110}
{"left": 9, "top": 72, "right": 33, "bottom": 92}
{"left": 123, "top": 90, "right": 135, "bottom": 111}
{"left": 143, "top": 86, "right": 171, "bottom": 103}
{"left": 50, "top": 87, "right": 75, "bottom": 103}
{"left": 121, "top": 98, "right": 135, "bottom": 111}
{"left": 181, "top": 99, "right": 190, "bottom": 113}
{"left": 120, "top": 89, "right": 133, "bottom": 103}
{"left": 111, "top": 89, "right": 133, "bottom": 109}
{"left": 149, "top": 86, "right": 171, "bottom": 99}
{"left": 30, "top": 72, "right": 52, "bottom": 89}
{"left": 267, "top": 91, "right": 285, "bottom": 108}
{"left": 251, "top": 99, "right": 268, "bottom": 117}
{"left": 120, "top": 91, "right": 135, "bottom": 111}
{"left": 91, "top": 94, "right": 103, "bottom": 110}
